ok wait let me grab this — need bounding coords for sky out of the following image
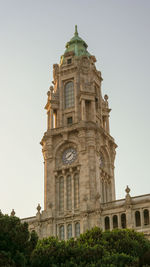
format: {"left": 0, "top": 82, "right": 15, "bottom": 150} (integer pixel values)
{"left": 0, "top": 0, "right": 150, "bottom": 219}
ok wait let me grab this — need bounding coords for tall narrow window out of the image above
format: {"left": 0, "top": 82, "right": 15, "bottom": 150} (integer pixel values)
{"left": 85, "top": 100, "right": 91, "bottom": 120}
{"left": 65, "top": 81, "right": 74, "bottom": 108}
{"left": 74, "top": 173, "right": 79, "bottom": 209}
{"left": 113, "top": 215, "right": 118, "bottom": 229}
{"left": 135, "top": 211, "right": 141, "bottom": 227}
{"left": 121, "top": 213, "right": 126, "bottom": 228}
{"left": 59, "top": 225, "right": 64, "bottom": 240}
{"left": 144, "top": 209, "right": 149, "bottom": 225}
{"left": 105, "top": 216, "right": 110, "bottom": 230}
{"left": 75, "top": 222, "right": 80, "bottom": 237}
{"left": 67, "top": 224, "right": 72, "bottom": 239}
{"left": 59, "top": 177, "right": 64, "bottom": 211}
{"left": 67, "top": 175, "right": 72, "bottom": 210}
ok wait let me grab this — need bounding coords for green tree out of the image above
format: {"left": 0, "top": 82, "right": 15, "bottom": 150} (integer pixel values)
{"left": 31, "top": 227, "right": 150, "bottom": 266}
{"left": 0, "top": 211, "right": 38, "bottom": 267}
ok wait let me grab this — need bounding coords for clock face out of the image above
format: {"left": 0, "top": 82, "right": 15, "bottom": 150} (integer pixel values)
{"left": 62, "top": 148, "right": 77, "bottom": 165}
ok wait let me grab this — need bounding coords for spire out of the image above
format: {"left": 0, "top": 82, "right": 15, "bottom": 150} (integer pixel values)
{"left": 74, "top": 25, "right": 78, "bottom": 36}
{"left": 60, "top": 26, "right": 90, "bottom": 64}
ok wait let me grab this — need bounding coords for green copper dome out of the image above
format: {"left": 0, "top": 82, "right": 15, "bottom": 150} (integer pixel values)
{"left": 61, "top": 26, "right": 90, "bottom": 63}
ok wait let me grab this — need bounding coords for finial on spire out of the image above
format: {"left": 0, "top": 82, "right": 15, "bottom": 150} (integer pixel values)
{"left": 74, "top": 25, "right": 78, "bottom": 36}
{"left": 125, "top": 185, "right": 131, "bottom": 194}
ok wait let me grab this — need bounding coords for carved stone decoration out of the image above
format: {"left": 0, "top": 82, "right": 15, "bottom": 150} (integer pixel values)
{"left": 53, "top": 64, "right": 59, "bottom": 84}
{"left": 80, "top": 57, "right": 90, "bottom": 74}
{"left": 95, "top": 192, "right": 100, "bottom": 201}
{"left": 11, "top": 209, "right": 15, "bottom": 216}
{"left": 37, "top": 203, "right": 41, "bottom": 214}
{"left": 125, "top": 186, "right": 132, "bottom": 208}
{"left": 125, "top": 185, "right": 131, "bottom": 194}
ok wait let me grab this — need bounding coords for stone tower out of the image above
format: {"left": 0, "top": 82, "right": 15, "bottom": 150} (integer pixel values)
{"left": 22, "top": 26, "right": 150, "bottom": 240}
{"left": 40, "top": 26, "right": 117, "bottom": 239}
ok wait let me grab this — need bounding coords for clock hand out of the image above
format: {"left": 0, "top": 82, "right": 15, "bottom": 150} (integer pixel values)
{"left": 66, "top": 152, "right": 72, "bottom": 160}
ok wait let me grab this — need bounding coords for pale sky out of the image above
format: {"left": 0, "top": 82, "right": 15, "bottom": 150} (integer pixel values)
{"left": 0, "top": 0, "right": 150, "bottom": 218}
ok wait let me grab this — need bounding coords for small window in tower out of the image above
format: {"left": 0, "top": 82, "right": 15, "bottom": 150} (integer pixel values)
{"left": 67, "top": 117, "right": 73, "bottom": 125}
{"left": 67, "top": 58, "right": 72, "bottom": 64}
{"left": 95, "top": 97, "right": 98, "bottom": 110}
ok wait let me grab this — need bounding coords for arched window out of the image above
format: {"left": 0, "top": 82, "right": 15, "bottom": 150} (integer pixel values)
{"left": 121, "top": 213, "right": 126, "bottom": 228}
{"left": 144, "top": 209, "right": 149, "bottom": 225}
{"left": 74, "top": 173, "right": 79, "bottom": 209}
{"left": 75, "top": 222, "right": 80, "bottom": 237}
{"left": 67, "top": 224, "right": 72, "bottom": 239}
{"left": 59, "top": 177, "right": 64, "bottom": 211}
{"left": 64, "top": 81, "right": 74, "bottom": 108}
{"left": 135, "top": 211, "right": 141, "bottom": 227}
{"left": 113, "top": 215, "right": 118, "bottom": 229}
{"left": 67, "top": 175, "right": 72, "bottom": 210}
{"left": 59, "top": 225, "right": 64, "bottom": 240}
{"left": 105, "top": 216, "right": 110, "bottom": 230}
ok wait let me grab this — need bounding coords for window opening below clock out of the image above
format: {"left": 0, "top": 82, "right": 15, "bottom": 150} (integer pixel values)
{"left": 67, "top": 58, "right": 72, "bottom": 64}
{"left": 67, "top": 117, "right": 73, "bottom": 125}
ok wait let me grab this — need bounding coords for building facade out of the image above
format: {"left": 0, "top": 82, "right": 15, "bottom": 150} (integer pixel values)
{"left": 21, "top": 26, "right": 150, "bottom": 240}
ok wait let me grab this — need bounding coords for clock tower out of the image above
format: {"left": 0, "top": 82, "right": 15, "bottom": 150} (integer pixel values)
{"left": 40, "top": 26, "right": 117, "bottom": 239}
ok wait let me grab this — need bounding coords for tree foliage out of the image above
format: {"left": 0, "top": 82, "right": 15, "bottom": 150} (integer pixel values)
{"left": 0, "top": 211, "right": 38, "bottom": 267}
{"left": 31, "top": 227, "right": 150, "bottom": 267}
{"left": 1, "top": 211, "right": 150, "bottom": 267}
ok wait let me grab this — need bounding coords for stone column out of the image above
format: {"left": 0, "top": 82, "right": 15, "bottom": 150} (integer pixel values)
{"left": 140, "top": 208, "right": 144, "bottom": 229}
{"left": 81, "top": 99, "right": 86, "bottom": 121}
{"left": 106, "top": 116, "right": 110, "bottom": 133}
{"left": 104, "top": 181, "right": 107, "bottom": 203}
{"left": 133, "top": 211, "right": 136, "bottom": 228}
{"left": 55, "top": 222, "right": 58, "bottom": 237}
{"left": 55, "top": 177, "right": 59, "bottom": 214}
{"left": 101, "top": 216, "right": 105, "bottom": 231}
{"left": 72, "top": 222, "right": 75, "bottom": 238}
{"left": 64, "top": 174, "right": 67, "bottom": 211}
{"left": 101, "top": 180, "right": 104, "bottom": 203}
{"left": 47, "top": 110, "right": 50, "bottom": 130}
{"left": 64, "top": 223, "right": 67, "bottom": 240}
{"left": 44, "top": 160, "right": 47, "bottom": 210}
{"left": 91, "top": 100, "right": 96, "bottom": 122}
{"left": 59, "top": 81, "right": 63, "bottom": 127}
{"left": 71, "top": 173, "right": 74, "bottom": 212}
{"left": 110, "top": 215, "right": 113, "bottom": 230}
{"left": 126, "top": 208, "right": 132, "bottom": 229}
{"left": 118, "top": 214, "right": 121, "bottom": 229}
{"left": 50, "top": 108, "right": 53, "bottom": 129}
{"left": 47, "top": 221, "right": 51, "bottom": 237}
{"left": 80, "top": 217, "right": 84, "bottom": 234}
{"left": 83, "top": 214, "right": 89, "bottom": 232}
